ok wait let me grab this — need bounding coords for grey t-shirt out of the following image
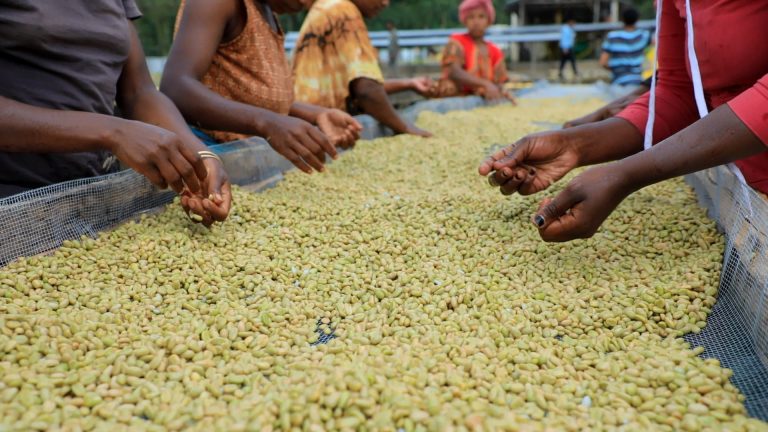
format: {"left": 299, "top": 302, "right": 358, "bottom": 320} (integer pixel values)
{"left": 0, "top": 0, "right": 142, "bottom": 198}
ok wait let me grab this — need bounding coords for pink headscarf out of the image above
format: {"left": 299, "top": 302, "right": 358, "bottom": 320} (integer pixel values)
{"left": 459, "top": 0, "right": 496, "bottom": 24}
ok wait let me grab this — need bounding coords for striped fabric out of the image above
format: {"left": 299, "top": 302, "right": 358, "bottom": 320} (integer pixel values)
{"left": 602, "top": 29, "right": 651, "bottom": 85}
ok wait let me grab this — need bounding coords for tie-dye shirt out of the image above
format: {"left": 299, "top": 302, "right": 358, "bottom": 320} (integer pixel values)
{"left": 292, "top": 0, "right": 384, "bottom": 112}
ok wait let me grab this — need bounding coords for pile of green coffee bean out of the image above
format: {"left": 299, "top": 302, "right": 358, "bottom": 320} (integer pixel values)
{"left": 1, "top": 99, "right": 764, "bottom": 431}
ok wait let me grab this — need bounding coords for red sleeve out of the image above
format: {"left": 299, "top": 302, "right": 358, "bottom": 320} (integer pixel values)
{"left": 616, "top": 2, "right": 699, "bottom": 144}
{"left": 730, "top": 74, "right": 768, "bottom": 195}
{"left": 728, "top": 73, "right": 768, "bottom": 146}
{"left": 487, "top": 42, "right": 504, "bottom": 69}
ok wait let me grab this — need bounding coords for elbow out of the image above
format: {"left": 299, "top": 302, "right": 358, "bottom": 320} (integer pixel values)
{"left": 447, "top": 66, "right": 462, "bottom": 81}
{"left": 350, "top": 79, "right": 379, "bottom": 105}
{"left": 159, "top": 74, "right": 195, "bottom": 117}
{"left": 158, "top": 74, "right": 182, "bottom": 105}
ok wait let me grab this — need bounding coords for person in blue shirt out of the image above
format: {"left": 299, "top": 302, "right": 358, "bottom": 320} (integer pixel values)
{"left": 600, "top": 8, "right": 650, "bottom": 86}
{"left": 558, "top": 17, "right": 577, "bottom": 81}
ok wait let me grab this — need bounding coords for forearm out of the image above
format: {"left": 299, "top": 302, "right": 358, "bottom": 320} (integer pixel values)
{"left": 617, "top": 104, "right": 765, "bottom": 191}
{"left": 599, "top": 53, "right": 610, "bottom": 70}
{"left": 567, "top": 117, "right": 644, "bottom": 166}
{"left": 0, "top": 96, "right": 119, "bottom": 153}
{"left": 447, "top": 65, "right": 492, "bottom": 91}
{"left": 383, "top": 79, "right": 414, "bottom": 94}
{"left": 605, "top": 90, "right": 647, "bottom": 114}
{"left": 351, "top": 78, "right": 410, "bottom": 133}
{"left": 289, "top": 102, "right": 324, "bottom": 124}
{"left": 122, "top": 85, "right": 208, "bottom": 152}
{"left": 160, "top": 76, "right": 279, "bottom": 139}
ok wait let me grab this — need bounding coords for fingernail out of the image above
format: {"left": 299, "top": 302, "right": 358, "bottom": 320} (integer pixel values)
{"left": 534, "top": 215, "right": 546, "bottom": 227}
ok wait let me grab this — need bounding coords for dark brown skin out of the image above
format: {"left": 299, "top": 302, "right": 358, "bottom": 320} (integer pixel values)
{"left": 0, "top": 23, "right": 231, "bottom": 226}
{"left": 563, "top": 85, "right": 649, "bottom": 129}
{"left": 162, "top": 0, "right": 367, "bottom": 174}
{"left": 351, "top": 78, "right": 432, "bottom": 137}
{"left": 338, "top": 0, "right": 432, "bottom": 137}
{"left": 383, "top": 77, "right": 436, "bottom": 97}
{"left": 479, "top": 105, "right": 765, "bottom": 242}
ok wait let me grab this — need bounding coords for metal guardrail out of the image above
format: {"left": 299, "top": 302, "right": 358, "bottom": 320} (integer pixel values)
{"left": 284, "top": 20, "right": 655, "bottom": 50}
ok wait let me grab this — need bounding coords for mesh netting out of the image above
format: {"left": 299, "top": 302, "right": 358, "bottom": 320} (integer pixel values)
{"left": 0, "top": 170, "right": 174, "bottom": 267}
{"left": 684, "top": 168, "right": 768, "bottom": 419}
{"left": 0, "top": 86, "right": 766, "bottom": 419}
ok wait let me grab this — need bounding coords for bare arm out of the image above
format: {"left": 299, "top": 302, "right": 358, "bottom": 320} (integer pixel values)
{"left": 563, "top": 86, "right": 650, "bottom": 129}
{"left": 160, "top": 0, "right": 277, "bottom": 136}
{"left": 290, "top": 102, "right": 363, "bottom": 149}
{"left": 599, "top": 52, "right": 610, "bottom": 70}
{"left": 0, "top": 96, "right": 122, "bottom": 154}
{"left": 618, "top": 105, "right": 763, "bottom": 190}
{"left": 161, "top": 0, "right": 335, "bottom": 173}
{"left": 351, "top": 78, "right": 430, "bottom": 137}
{"left": 383, "top": 79, "right": 414, "bottom": 94}
{"left": 119, "top": 24, "right": 209, "bottom": 159}
{"left": 0, "top": 25, "right": 209, "bottom": 196}
{"left": 535, "top": 105, "right": 765, "bottom": 242}
{"left": 446, "top": 63, "right": 495, "bottom": 93}
{"left": 479, "top": 117, "right": 644, "bottom": 196}
{"left": 289, "top": 102, "right": 325, "bottom": 124}
{"left": 121, "top": 22, "right": 231, "bottom": 223}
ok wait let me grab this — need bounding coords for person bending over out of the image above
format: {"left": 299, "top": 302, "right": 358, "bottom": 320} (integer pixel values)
{"left": 292, "top": 0, "right": 434, "bottom": 138}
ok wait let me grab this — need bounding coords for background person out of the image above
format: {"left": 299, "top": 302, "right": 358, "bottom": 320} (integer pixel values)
{"left": 292, "top": 0, "right": 435, "bottom": 137}
{"left": 600, "top": 8, "right": 651, "bottom": 90}
{"left": 558, "top": 16, "right": 578, "bottom": 81}
{"left": 387, "top": 20, "right": 400, "bottom": 70}
{"left": 0, "top": 0, "right": 231, "bottom": 226}
{"left": 434, "top": 0, "right": 514, "bottom": 102}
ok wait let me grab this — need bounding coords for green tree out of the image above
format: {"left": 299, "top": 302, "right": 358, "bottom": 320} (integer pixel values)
{"left": 134, "top": 0, "right": 181, "bottom": 56}
{"left": 137, "top": 0, "right": 655, "bottom": 56}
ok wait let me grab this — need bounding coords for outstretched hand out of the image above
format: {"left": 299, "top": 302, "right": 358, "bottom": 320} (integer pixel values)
{"left": 316, "top": 109, "right": 363, "bottom": 150}
{"left": 261, "top": 113, "right": 338, "bottom": 174}
{"left": 478, "top": 131, "right": 580, "bottom": 196}
{"left": 531, "top": 164, "right": 632, "bottom": 242}
{"left": 410, "top": 76, "right": 438, "bottom": 98}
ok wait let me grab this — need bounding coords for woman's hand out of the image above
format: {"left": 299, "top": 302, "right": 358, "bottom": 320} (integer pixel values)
{"left": 106, "top": 119, "right": 209, "bottom": 194}
{"left": 316, "top": 109, "right": 363, "bottom": 150}
{"left": 532, "top": 163, "right": 633, "bottom": 242}
{"left": 479, "top": 82, "right": 504, "bottom": 101}
{"left": 261, "top": 113, "right": 338, "bottom": 173}
{"left": 410, "top": 76, "right": 438, "bottom": 97}
{"left": 503, "top": 89, "right": 518, "bottom": 106}
{"left": 404, "top": 125, "right": 433, "bottom": 138}
{"left": 479, "top": 130, "right": 581, "bottom": 196}
{"left": 181, "top": 157, "right": 232, "bottom": 227}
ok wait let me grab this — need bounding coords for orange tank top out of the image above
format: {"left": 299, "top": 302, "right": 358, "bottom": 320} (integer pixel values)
{"left": 176, "top": 0, "right": 294, "bottom": 143}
